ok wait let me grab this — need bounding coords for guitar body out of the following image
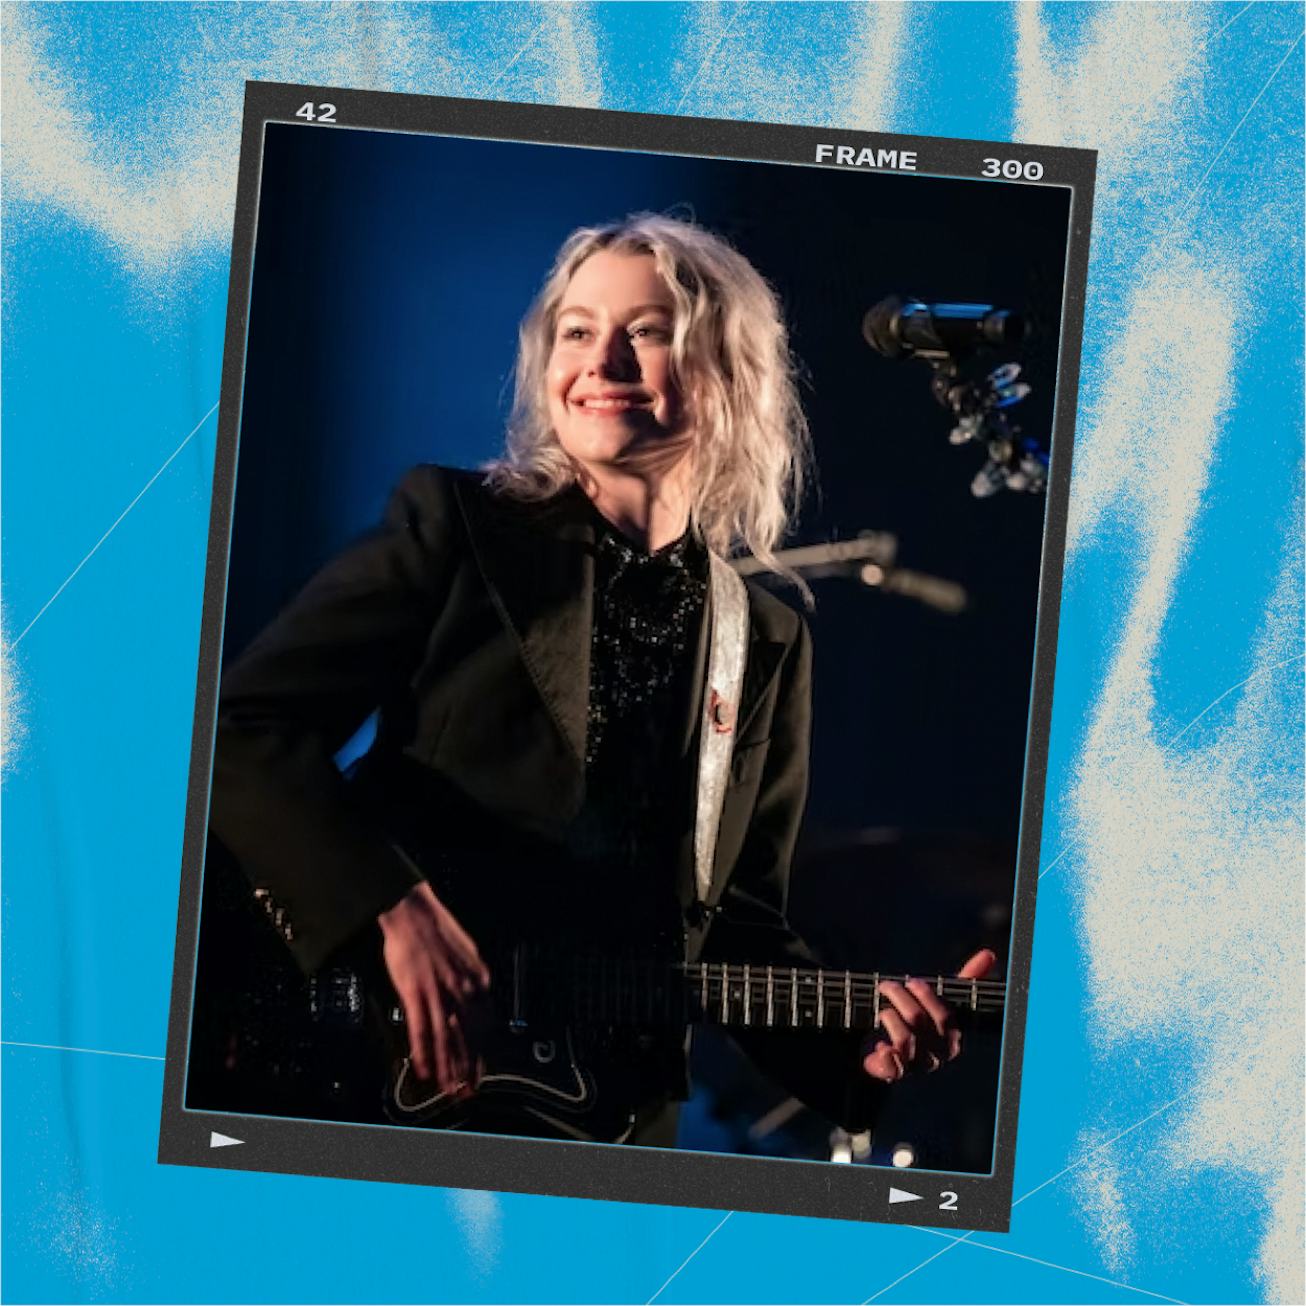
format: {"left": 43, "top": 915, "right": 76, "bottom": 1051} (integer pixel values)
{"left": 385, "top": 1024, "right": 643, "bottom": 1143}
{"left": 363, "top": 944, "right": 682, "bottom": 1143}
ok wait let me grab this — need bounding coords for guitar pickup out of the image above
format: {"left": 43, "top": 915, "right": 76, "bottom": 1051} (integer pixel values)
{"left": 308, "top": 968, "right": 365, "bottom": 1027}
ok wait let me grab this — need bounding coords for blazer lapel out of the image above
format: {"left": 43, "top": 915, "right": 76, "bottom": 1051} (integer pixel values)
{"left": 455, "top": 480, "right": 594, "bottom": 768}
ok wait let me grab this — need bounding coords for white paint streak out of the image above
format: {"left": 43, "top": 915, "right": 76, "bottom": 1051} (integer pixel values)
{"left": 0, "top": 3, "right": 599, "bottom": 277}
{"left": 1017, "top": 5, "right": 1304, "bottom": 1301}
{"left": 0, "top": 627, "right": 23, "bottom": 777}
{"left": 1015, "top": 3, "right": 1207, "bottom": 240}
{"left": 3, "top": 7, "right": 237, "bottom": 273}
{"left": 1015, "top": 2, "right": 1203, "bottom": 151}
{"left": 1066, "top": 254, "right": 1240, "bottom": 666}
{"left": 843, "top": 3, "right": 911, "bottom": 133}
{"left": 447, "top": 1189, "right": 502, "bottom": 1273}
{"left": 536, "top": 3, "right": 602, "bottom": 108}
{"left": 1073, "top": 1140, "right": 1137, "bottom": 1275}
{"left": 676, "top": 2, "right": 908, "bottom": 129}
{"left": 45, "top": 1190, "right": 120, "bottom": 1292}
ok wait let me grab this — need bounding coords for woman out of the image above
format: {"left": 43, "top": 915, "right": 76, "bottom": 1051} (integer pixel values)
{"left": 210, "top": 213, "right": 992, "bottom": 1146}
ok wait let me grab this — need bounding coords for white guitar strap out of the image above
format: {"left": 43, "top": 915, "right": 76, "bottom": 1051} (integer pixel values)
{"left": 693, "top": 553, "right": 749, "bottom": 904}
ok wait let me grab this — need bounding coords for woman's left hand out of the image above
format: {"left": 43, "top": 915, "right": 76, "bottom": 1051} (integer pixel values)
{"left": 861, "top": 948, "right": 998, "bottom": 1083}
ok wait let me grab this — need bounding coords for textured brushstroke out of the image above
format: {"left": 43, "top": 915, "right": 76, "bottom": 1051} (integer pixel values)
{"left": 1016, "top": 4, "right": 1304, "bottom": 1300}
{"left": 26, "top": 1184, "right": 122, "bottom": 1297}
{"left": 0, "top": 629, "right": 23, "bottom": 777}
{"left": 449, "top": 1188, "right": 503, "bottom": 1273}
{"left": 1069, "top": 253, "right": 1295, "bottom": 1286}
{"left": 1015, "top": 4, "right": 1206, "bottom": 219}
{"left": 1, "top": 2, "right": 600, "bottom": 279}
{"left": 1016, "top": 1, "right": 1210, "bottom": 557}
{"left": 537, "top": 2, "right": 603, "bottom": 109}
{"left": 1073, "top": 1142, "right": 1136, "bottom": 1276}
{"left": 675, "top": 1, "right": 909, "bottom": 129}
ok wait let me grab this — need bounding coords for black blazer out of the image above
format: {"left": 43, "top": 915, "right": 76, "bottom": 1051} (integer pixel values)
{"left": 210, "top": 464, "right": 880, "bottom": 1128}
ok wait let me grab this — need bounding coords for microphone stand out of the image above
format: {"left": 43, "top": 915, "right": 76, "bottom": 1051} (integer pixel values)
{"left": 928, "top": 359, "right": 1048, "bottom": 498}
{"left": 733, "top": 537, "right": 969, "bottom": 615}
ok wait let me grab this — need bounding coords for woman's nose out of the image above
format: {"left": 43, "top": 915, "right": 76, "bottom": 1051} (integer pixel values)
{"left": 585, "top": 329, "right": 638, "bottom": 380}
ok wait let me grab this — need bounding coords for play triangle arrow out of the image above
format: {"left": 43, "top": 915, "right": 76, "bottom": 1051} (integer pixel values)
{"left": 209, "top": 1131, "right": 244, "bottom": 1148}
{"left": 887, "top": 1186, "right": 921, "bottom": 1204}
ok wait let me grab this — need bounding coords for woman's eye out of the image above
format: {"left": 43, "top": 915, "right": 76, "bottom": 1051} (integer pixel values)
{"left": 560, "top": 326, "right": 590, "bottom": 341}
{"left": 630, "top": 325, "right": 668, "bottom": 341}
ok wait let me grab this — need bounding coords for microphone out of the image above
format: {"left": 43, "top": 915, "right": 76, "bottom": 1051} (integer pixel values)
{"left": 860, "top": 295, "right": 1045, "bottom": 497}
{"left": 862, "top": 296, "right": 1026, "bottom": 361}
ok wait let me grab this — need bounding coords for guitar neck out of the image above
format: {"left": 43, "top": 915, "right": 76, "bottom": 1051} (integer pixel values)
{"left": 511, "top": 955, "right": 1006, "bottom": 1032}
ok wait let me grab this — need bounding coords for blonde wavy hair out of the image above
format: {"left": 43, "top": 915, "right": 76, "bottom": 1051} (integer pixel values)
{"left": 484, "top": 213, "right": 812, "bottom": 578}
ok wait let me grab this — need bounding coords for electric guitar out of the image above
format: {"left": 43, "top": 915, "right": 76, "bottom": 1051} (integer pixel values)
{"left": 308, "top": 946, "right": 1007, "bottom": 1143}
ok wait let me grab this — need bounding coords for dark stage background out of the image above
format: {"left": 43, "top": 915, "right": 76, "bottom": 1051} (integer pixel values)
{"left": 203, "top": 121, "right": 1071, "bottom": 1171}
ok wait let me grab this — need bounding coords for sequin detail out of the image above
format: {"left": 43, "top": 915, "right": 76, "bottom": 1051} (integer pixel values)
{"left": 584, "top": 527, "right": 708, "bottom": 770}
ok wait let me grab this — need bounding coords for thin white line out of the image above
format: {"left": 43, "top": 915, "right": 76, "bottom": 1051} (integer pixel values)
{"left": 1157, "top": 29, "right": 1303, "bottom": 254}
{"left": 1203, "top": 1, "right": 1254, "bottom": 50}
{"left": 1168, "top": 650, "right": 1304, "bottom": 747}
{"left": 674, "top": 4, "right": 744, "bottom": 114}
{"left": 14, "top": 399, "right": 220, "bottom": 645}
{"left": 858, "top": 1089, "right": 1190, "bottom": 1303}
{"left": 1012, "top": 1087, "right": 1190, "bottom": 1209}
{"left": 913, "top": 1228, "right": 1188, "bottom": 1304}
{"left": 1037, "top": 845, "right": 1070, "bottom": 880}
{"left": 2, "top": 1039, "right": 165, "bottom": 1063}
{"left": 646, "top": 1210, "right": 733, "bottom": 1304}
{"left": 483, "top": 22, "right": 543, "bottom": 95}
{"left": 860, "top": 1231, "right": 973, "bottom": 1304}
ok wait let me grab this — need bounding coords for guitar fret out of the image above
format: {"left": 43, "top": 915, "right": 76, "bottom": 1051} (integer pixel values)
{"left": 513, "top": 955, "right": 1005, "bottom": 1033}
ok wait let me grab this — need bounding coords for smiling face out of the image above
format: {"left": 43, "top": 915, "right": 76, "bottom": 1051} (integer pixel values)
{"left": 546, "top": 249, "right": 693, "bottom": 480}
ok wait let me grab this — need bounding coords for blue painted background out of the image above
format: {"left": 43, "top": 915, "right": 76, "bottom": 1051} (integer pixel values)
{"left": 3, "top": 4, "right": 1301, "bottom": 1304}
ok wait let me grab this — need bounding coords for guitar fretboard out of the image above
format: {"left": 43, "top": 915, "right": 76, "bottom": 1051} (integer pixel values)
{"left": 508, "top": 955, "right": 1005, "bottom": 1032}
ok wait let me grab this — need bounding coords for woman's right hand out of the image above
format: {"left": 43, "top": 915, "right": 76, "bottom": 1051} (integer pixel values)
{"left": 377, "top": 881, "right": 492, "bottom": 1096}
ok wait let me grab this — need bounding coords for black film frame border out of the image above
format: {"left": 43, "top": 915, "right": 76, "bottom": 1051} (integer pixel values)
{"left": 158, "top": 79, "right": 1097, "bottom": 1236}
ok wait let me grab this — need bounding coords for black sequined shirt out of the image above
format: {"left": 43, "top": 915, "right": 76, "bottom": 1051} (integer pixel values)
{"left": 567, "top": 518, "right": 709, "bottom": 928}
